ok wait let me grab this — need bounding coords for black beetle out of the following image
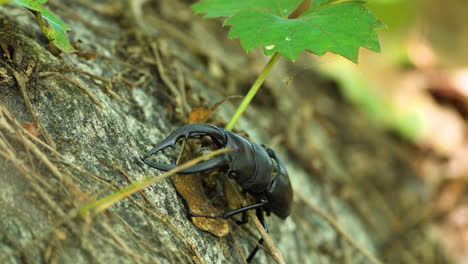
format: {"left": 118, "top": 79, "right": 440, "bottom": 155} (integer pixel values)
{"left": 142, "top": 123, "right": 293, "bottom": 262}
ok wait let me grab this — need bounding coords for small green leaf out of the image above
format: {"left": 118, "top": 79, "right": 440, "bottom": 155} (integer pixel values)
{"left": 193, "top": 0, "right": 303, "bottom": 18}
{"left": 42, "top": 8, "right": 71, "bottom": 31}
{"left": 192, "top": 0, "right": 384, "bottom": 62}
{"left": 12, "top": 0, "right": 76, "bottom": 53}
{"left": 225, "top": 1, "right": 384, "bottom": 62}
{"left": 13, "top": 0, "right": 44, "bottom": 11}
{"left": 49, "top": 23, "right": 76, "bottom": 52}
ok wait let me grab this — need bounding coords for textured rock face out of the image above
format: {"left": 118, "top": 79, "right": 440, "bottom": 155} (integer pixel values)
{"left": 0, "top": 1, "right": 449, "bottom": 264}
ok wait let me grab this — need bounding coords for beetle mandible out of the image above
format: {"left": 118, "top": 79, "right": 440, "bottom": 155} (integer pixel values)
{"left": 142, "top": 123, "right": 293, "bottom": 262}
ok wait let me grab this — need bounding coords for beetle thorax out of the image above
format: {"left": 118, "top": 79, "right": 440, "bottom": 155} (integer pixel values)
{"left": 224, "top": 132, "right": 273, "bottom": 193}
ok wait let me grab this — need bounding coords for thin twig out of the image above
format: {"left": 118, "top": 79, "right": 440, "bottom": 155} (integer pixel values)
{"left": 2, "top": 62, "right": 57, "bottom": 148}
{"left": 224, "top": 178, "right": 285, "bottom": 264}
{"left": 2, "top": 105, "right": 114, "bottom": 189}
{"left": 111, "top": 190, "right": 205, "bottom": 263}
{"left": 38, "top": 71, "right": 103, "bottom": 108}
{"left": 322, "top": 181, "right": 352, "bottom": 264}
{"left": 79, "top": 148, "right": 231, "bottom": 216}
{"left": 0, "top": 208, "right": 79, "bottom": 262}
{"left": 149, "top": 42, "right": 186, "bottom": 121}
{"left": 175, "top": 63, "right": 190, "bottom": 115}
{"left": 51, "top": 66, "right": 113, "bottom": 83}
{"left": 97, "top": 224, "right": 146, "bottom": 264}
{"left": 116, "top": 189, "right": 206, "bottom": 263}
{"left": 0, "top": 106, "right": 66, "bottom": 182}
{"left": 248, "top": 210, "right": 286, "bottom": 264}
{"left": 295, "top": 190, "right": 384, "bottom": 264}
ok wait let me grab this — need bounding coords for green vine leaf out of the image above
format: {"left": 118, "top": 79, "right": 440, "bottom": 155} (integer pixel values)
{"left": 312, "top": 0, "right": 339, "bottom": 8}
{"left": 193, "top": 0, "right": 384, "bottom": 62}
{"left": 12, "top": 0, "right": 44, "bottom": 11}
{"left": 193, "top": 0, "right": 303, "bottom": 18}
{"left": 41, "top": 8, "right": 71, "bottom": 31}
{"left": 12, "top": 0, "right": 76, "bottom": 53}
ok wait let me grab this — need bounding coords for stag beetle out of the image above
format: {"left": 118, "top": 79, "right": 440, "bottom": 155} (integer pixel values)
{"left": 142, "top": 123, "right": 293, "bottom": 262}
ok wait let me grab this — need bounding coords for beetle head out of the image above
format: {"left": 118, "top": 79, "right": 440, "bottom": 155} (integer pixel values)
{"left": 142, "top": 123, "right": 231, "bottom": 173}
{"left": 223, "top": 137, "right": 273, "bottom": 192}
{"left": 142, "top": 123, "right": 273, "bottom": 192}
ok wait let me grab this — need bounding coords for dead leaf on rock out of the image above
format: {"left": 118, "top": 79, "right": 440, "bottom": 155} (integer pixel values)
{"left": 22, "top": 122, "right": 41, "bottom": 137}
{"left": 75, "top": 51, "right": 98, "bottom": 60}
{"left": 172, "top": 170, "right": 230, "bottom": 237}
{"left": 188, "top": 108, "right": 213, "bottom": 124}
{"left": 188, "top": 95, "right": 242, "bottom": 124}
{"left": 173, "top": 139, "right": 229, "bottom": 237}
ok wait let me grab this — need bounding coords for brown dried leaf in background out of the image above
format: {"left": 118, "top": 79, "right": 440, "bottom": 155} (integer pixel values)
{"left": 167, "top": 103, "right": 174, "bottom": 122}
{"left": 22, "top": 122, "right": 41, "bottom": 137}
{"left": 446, "top": 142, "right": 468, "bottom": 180}
{"left": 188, "top": 95, "right": 242, "bottom": 124}
{"left": 438, "top": 206, "right": 468, "bottom": 263}
{"left": 71, "top": 41, "right": 98, "bottom": 60}
{"left": 188, "top": 108, "right": 213, "bottom": 124}
{"left": 75, "top": 51, "right": 98, "bottom": 61}
{"left": 434, "top": 180, "right": 466, "bottom": 214}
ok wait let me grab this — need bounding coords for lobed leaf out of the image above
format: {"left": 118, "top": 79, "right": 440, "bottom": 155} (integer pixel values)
{"left": 193, "top": 0, "right": 384, "bottom": 62}
{"left": 193, "top": 0, "right": 303, "bottom": 18}
{"left": 225, "top": 1, "right": 384, "bottom": 62}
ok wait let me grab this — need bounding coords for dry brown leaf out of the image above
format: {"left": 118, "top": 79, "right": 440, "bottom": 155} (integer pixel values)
{"left": 22, "top": 122, "right": 41, "bottom": 137}
{"left": 434, "top": 180, "right": 466, "bottom": 214}
{"left": 188, "top": 108, "right": 213, "bottom": 124}
{"left": 439, "top": 206, "right": 468, "bottom": 263}
{"left": 173, "top": 142, "right": 230, "bottom": 237}
{"left": 172, "top": 171, "right": 230, "bottom": 237}
{"left": 75, "top": 51, "right": 98, "bottom": 60}
{"left": 188, "top": 95, "right": 242, "bottom": 124}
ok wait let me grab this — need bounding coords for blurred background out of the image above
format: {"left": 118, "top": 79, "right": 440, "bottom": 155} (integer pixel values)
{"left": 302, "top": 0, "right": 468, "bottom": 262}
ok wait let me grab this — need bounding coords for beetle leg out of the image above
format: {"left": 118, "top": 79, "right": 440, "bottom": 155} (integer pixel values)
{"left": 191, "top": 204, "right": 270, "bottom": 263}
{"left": 236, "top": 211, "right": 248, "bottom": 225}
{"left": 142, "top": 155, "right": 230, "bottom": 174}
{"left": 246, "top": 208, "right": 268, "bottom": 263}
{"left": 235, "top": 190, "right": 250, "bottom": 224}
{"left": 189, "top": 199, "right": 268, "bottom": 219}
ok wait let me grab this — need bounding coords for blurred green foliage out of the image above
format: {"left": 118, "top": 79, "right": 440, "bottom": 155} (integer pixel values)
{"left": 318, "top": 60, "right": 423, "bottom": 140}
{"left": 316, "top": 0, "right": 426, "bottom": 140}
